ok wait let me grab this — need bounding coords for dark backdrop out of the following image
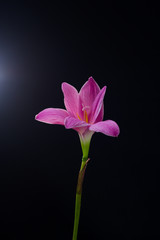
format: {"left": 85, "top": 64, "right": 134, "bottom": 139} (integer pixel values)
{"left": 0, "top": 2, "right": 159, "bottom": 240}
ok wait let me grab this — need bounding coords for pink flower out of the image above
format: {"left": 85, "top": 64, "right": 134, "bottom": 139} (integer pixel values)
{"left": 35, "top": 77, "right": 120, "bottom": 151}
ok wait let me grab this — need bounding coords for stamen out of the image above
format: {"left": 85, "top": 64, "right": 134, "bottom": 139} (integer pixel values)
{"left": 84, "top": 110, "right": 88, "bottom": 123}
{"left": 77, "top": 113, "right": 81, "bottom": 120}
{"left": 81, "top": 105, "right": 90, "bottom": 123}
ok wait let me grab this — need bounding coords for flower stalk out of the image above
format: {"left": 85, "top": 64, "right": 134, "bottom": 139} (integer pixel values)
{"left": 72, "top": 134, "right": 91, "bottom": 240}
{"left": 72, "top": 158, "right": 90, "bottom": 240}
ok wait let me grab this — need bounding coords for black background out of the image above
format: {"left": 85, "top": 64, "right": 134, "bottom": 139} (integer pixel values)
{"left": 0, "top": 1, "right": 159, "bottom": 239}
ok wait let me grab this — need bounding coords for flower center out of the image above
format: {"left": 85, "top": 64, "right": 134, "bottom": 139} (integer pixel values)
{"left": 77, "top": 105, "right": 90, "bottom": 123}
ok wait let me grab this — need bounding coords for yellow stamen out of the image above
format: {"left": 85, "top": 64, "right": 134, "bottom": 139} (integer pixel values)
{"left": 77, "top": 113, "right": 81, "bottom": 120}
{"left": 77, "top": 111, "right": 89, "bottom": 123}
{"left": 84, "top": 110, "right": 88, "bottom": 123}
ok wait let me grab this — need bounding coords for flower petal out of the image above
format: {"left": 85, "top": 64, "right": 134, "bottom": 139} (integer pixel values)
{"left": 61, "top": 82, "right": 79, "bottom": 117}
{"left": 64, "top": 116, "right": 90, "bottom": 129}
{"left": 89, "top": 120, "right": 120, "bottom": 137}
{"left": 95, "top": 104, "right": 104, "bottom": 123}
{"left": 35, "top": 108, "right": 69, "bottom": 125}
{"left": 79, "top": 76, "right": 100, "bottom": 109}
{"left": 90, "top": 86, "right": 106, "bottom": 123}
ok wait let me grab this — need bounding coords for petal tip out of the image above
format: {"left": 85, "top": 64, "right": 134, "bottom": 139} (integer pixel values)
{"left": 35, "top": 114, "right": 39, "bottom": 120}
{"left": 61, "top": 82, "right": 67, "bottom": 91}
{"left": 111, "top": 122, "right": 120, "bottom": 137}
{"left": 88, "top": 76, "right": 94, "bottom": 82}
{"left": 102, "top": 86, "right": 107, "bottom": 97}
{"left": 106, "top": 120, "right": 120, "bottom": 137}
{"left": 88, "top": 77, "right": 107, "bottom": 91}
{"left": 103, "top": 85, "right": 107, "bottom": 91}
{"left": 113, "top": 126, "right": 120, "bottom": 137}
{"left": 88, "top": 76, "right": 98, "bottom": 86}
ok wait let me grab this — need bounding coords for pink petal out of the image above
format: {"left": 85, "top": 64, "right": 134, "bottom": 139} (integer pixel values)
{"left": 64, "top": 116, "right": 90, "bottom": 129}
{"left": 89, "top": 120, "right": 120, "bottom": 137}
{"left": 35, "top": 108, "right": 69, "bottom": 125}
{"left": 79, "top": 76, "right": 100, "bottom": 109}
{"left": 61, "top": 82, "right": 79, "bottom": 117}
{"left": 95, "top": 104, "right": 104, "bottom": 123}
{"left": 90, "top": 86, "right": 106, "bottom": 123}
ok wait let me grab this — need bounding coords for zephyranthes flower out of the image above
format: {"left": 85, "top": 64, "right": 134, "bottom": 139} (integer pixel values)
{"left": 35, "top": 77, "right": 119, "bottom": 157}
{"left": 35, "top": 77, "right": 120, "bottom": 240}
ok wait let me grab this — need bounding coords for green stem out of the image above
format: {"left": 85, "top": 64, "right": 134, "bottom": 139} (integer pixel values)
{"left": 72, "top": 193, "right": 81, "bottom": 240}
{"left": 72, "top": 159, "right": 89, "bottom": 240}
